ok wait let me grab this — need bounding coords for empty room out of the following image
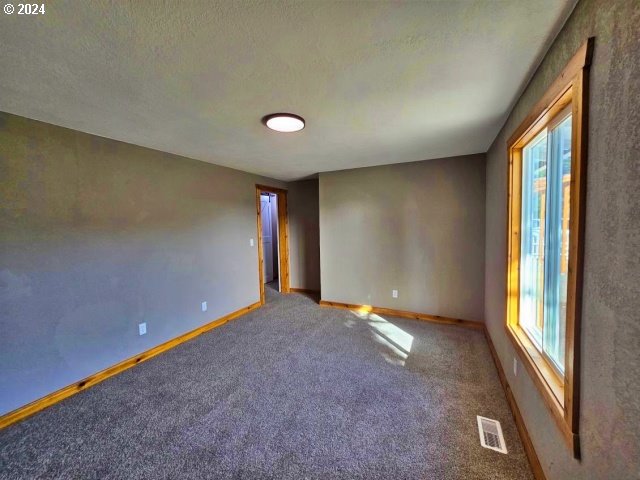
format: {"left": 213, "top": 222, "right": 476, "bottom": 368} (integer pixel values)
{"left": 0, "top": 0, "right": 638, "bottom": 479}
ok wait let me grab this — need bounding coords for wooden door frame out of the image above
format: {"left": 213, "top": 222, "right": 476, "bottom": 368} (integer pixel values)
{"left": 255, "top": 185, "right": 290, "bottom": 304}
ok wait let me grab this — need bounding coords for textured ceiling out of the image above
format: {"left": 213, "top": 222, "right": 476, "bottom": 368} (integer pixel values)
{"left": 0, "top": 0, "right": 575, "bottom": 180}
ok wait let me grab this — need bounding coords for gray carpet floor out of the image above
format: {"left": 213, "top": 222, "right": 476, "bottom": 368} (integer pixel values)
{"left": 0, "top": 285, "right": 533, "bottom": 479}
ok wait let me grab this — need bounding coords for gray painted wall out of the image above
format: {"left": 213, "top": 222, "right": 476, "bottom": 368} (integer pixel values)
{"left": 0, "top": 112, "right": 289, "bottom": 415}
{"left": 288, "top": 180, "right": 320, "bottom": 292}
{"left": 320, "top": 155, "right": 485, "bottom": 322}
{"left": 484, "top": 0, "right": 640, "bottom": 478}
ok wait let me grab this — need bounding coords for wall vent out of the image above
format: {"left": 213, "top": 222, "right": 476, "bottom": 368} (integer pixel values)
{"left": 477, "top": 415, "right": 508, "bottom": 454}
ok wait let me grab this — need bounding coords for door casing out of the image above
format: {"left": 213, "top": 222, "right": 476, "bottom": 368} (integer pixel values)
{"left": 255, "top": 185, "right": 290, "bottom": 304}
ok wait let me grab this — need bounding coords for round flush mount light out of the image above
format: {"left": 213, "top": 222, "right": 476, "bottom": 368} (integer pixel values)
{"left": 262, "top": 113, "right": 305, "bottom": 133}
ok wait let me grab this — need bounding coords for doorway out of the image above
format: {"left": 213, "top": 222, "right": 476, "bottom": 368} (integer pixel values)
{"left": 260, "top": 192, "right": 279, "bottom": 286}
{"left": 255, "top": 185, "right": 290, "bottom": 304}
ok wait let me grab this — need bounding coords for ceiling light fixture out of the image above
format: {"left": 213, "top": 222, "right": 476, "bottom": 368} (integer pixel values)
{"left": 262, "top": 113, "right": 305, "bottom": 133}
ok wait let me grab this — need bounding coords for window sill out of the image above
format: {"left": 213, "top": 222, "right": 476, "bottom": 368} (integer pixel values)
{"left": 509, "top": 324, "right": 564, "bottom": 406}
{"left": 505, "top": 323, "right": 579, "bottom": 455}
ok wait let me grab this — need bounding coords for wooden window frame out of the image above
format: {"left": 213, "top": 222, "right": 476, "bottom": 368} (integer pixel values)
{"left": 506, "top": 38, "right": 593, "bottom": 458}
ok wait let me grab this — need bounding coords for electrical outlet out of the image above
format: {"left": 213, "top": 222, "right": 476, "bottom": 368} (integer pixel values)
{"left": 201, "top": 301, "right": 208, "bottom": 312}
{"left": 513, "top": 357, "right": 518, "bottom": 376}
{"left": 249, "top": 238, "right": 254, "bottom": 247}
{"left": 138, "top": 322, "right": 147, "bottom": 336}
{"left": 392, "top": 289, "right": 398, "bottom": 298}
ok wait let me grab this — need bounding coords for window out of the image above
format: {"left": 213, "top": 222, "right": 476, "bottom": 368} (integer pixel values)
{"left": 520, "top": 109, "right": 571, "bottom": 374}
{"left": 506, "top": 38, "right": 593, "bottom": 457}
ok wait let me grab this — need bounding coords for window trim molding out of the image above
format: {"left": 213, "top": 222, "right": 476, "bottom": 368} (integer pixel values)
{"left": 505, "top": 38, "right": 593, "bottom": 459}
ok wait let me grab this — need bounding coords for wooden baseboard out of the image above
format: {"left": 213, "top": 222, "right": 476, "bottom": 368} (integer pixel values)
{"left": 0, "top": 301, "right": 261, "bottom": 430}
{"left": 319, "top": 300, "right": 483, "bottom": 330}
{"left": 484, "top": 327, "right": 546, "bottom": 480}
{"left": 290, "top": 288, "right": 320, "bottom": 294}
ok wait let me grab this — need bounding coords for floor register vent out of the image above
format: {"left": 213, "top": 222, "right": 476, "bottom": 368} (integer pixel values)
{"left": 477, "top": 415, "right": 508, "bottom": 454}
